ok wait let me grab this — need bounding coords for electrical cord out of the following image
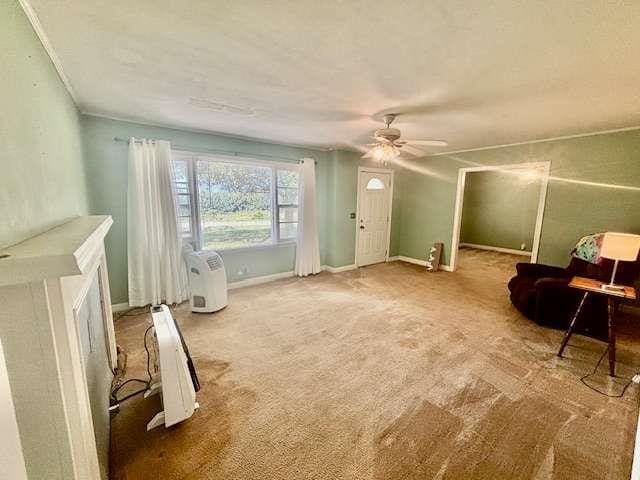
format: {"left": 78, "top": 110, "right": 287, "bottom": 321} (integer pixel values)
{"left": 580, "top": 344, "right": 635, "bottom": 398}
{"left": 114, "top": 306, "right": 149, "bottom": 320}
{"left": 144, "top": 324, "right": 154, "bottom": 385}
{"left": 109, "top": 325, "right": 154, "bottom": 405}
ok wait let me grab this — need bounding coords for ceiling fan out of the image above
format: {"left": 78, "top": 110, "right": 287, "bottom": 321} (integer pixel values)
{"left": 361, "top": 114, "right": 448, "bottom": 162}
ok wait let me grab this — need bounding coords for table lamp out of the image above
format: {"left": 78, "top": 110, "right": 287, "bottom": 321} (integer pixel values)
{"left": 599, "top": 232, "right": 640, "bottom": 291}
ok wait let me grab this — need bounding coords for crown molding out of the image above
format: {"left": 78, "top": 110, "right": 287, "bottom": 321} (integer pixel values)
{"left": 81, "top": 112, "right": 335, "bottom": 153}
{"left": 428, "top": 125, "right": 640, "bottom": 157}
{"left": 19, "top": 0, "right": 78, "bottom": 105}
{"left": 17, "top": 0, "right": 640, "bottom": 158}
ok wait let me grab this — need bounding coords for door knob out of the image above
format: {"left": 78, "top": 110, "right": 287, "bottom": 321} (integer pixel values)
{"left": 360, "top": 225, "right": 365, "bottom": 230}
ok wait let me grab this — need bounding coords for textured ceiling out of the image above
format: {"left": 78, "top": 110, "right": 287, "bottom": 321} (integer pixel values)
{"left": 28, "top": 0, "right": 640, "bottom": 153}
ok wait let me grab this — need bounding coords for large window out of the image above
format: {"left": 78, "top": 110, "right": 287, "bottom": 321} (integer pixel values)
{"left": 171, "top": 153, "right": 299, "bottom": 251}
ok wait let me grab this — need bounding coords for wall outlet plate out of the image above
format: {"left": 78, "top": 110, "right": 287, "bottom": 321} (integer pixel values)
{"left": 237, "top": 266, "right": 249, "bottom": 276}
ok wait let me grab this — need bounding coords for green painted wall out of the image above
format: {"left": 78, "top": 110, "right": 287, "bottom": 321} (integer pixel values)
{"left": 1, "top": 1, "right": 90, "bottom": 478}
{"left": 460, "top": 170, "right": 540, "bottom": 251}
{"left": 82, "top": 121, "right": 640, "bottom": 302}
{"left": 396, "top": 129, "right": 640, "bottom": 267}
{"left": 325, "top": 150, "right": 401, "bottom": 267}
{"left": 82, "top": 115, "right": 334, "bottom": 304}
{"left": 0, "top": 0, "right": 88, "bottom": 249}
{"left": 82, "top": 118, "right": 406, "bottom": 304}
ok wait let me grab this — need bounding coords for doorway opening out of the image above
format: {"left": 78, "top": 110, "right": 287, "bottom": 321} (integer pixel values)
{"left": 450, "top": 162, "right": 550, "bottom": 272}
{"left": 355, "top": 167, "right": 394, "bottom": 267}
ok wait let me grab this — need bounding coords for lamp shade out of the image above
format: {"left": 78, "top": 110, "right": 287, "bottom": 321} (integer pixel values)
{"left": 600, "top": 232, "right": 640, "bottom": 261}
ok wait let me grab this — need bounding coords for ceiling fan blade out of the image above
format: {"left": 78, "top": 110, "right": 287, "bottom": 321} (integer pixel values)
{"left": 405, "top": 139, "right": 449, "bottom": 147}
{"left": 400, "top": 144, "right": 427, "bottom": 157}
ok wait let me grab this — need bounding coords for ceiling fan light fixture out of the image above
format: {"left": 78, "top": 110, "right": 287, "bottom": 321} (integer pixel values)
{"left": 361, "top": 112, "right": 448, "bottom": 161}
{"left": 371, "top": 143, "right": 400, "bottom": 163}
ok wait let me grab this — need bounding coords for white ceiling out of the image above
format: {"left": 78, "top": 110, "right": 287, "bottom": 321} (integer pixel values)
{"left": 28, "top": 0, "right": 640, "bottom": 153}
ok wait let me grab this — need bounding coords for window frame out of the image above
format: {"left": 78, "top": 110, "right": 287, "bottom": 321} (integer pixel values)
{"left": 171, "top": 154, "right": 200, "bottom": 248}
{"left": 274, "top": 169, "right": 300, "bottom": 243}
{"left": 172, "top": 151, "right": 300, "bottom": 252}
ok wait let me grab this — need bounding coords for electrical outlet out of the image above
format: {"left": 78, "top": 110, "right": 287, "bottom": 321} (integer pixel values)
{"left": 520, "top": 243, "right": 526, "bottom": 250}
{"left": 632, "top": 374, "right": 640, "bottom": 384}
{"left": 237, "top": 266, "right": 249, "bottom": 276}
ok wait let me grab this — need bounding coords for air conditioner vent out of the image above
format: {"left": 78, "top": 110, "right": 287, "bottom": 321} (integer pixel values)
{"left": 206, "top": 254, "right": 223, "bottom": 271}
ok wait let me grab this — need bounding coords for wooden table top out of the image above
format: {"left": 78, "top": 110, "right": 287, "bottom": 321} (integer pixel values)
{"left": 569, "top": 276, "right": 637, "bottom": 300}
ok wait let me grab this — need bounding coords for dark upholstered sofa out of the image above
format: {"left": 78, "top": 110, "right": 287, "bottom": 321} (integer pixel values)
{"left": 508, "top": 256, "right": 638, "bottom": 339}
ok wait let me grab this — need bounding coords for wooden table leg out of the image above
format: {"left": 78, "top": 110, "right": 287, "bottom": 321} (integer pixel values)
{"left": 558, "top": 291, "right": 589, "bottom": 357}
{"left": 608, "top": 297, "right": 616, "bottom": 377}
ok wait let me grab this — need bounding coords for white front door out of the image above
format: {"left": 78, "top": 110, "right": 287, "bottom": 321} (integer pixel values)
{"left": 356, "top": 170, "right": 393, "bottom": 267}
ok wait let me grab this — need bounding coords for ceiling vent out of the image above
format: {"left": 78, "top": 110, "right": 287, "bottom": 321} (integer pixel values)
{"left": 188, "top": 97, "right": 256, "bottom": 116}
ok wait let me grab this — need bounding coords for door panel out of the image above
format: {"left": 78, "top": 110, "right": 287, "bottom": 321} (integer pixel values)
{"left": 356, "top": 171, "right": 392, "bottom": 266}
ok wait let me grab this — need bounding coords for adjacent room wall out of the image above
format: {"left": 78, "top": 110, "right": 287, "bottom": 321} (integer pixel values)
{"left": 460, "top": 170, "right": 540, "bottom": 252}
{"left": 81, "top": 115, "right": 333, "bottom": 304}
{"left": 0, "top": 0, "right": 89, "bottom": 249}
{"left": 396, "top": 129, "right": 640, "bottom": 267}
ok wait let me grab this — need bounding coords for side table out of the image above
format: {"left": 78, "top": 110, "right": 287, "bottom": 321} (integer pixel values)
{"left": 557, "top": 276, "right": 637, "bottom": 376}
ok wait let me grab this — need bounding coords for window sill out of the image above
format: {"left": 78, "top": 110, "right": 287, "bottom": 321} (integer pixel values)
{"left": 203, "top": 241, "right": 296, "bottom": 255}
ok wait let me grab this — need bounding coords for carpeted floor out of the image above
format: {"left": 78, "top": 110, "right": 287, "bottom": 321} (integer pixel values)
{"left": 110, "top": 249, "right": 640, "bottom": 479}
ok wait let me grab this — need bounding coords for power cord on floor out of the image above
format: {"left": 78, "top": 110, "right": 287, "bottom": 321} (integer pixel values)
{"left": 110, "top": 325, "right": 154, "bottom": 407}
{"left": 580, "top": 344, "right": 636, "bottom": 398}
{"left": 114, "top": 306, "right": 150, "bottom": 320}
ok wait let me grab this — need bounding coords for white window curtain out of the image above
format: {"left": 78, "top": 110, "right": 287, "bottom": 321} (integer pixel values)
{"left": 294, "top": 158, "right": 321, "bottom": 276}
{"left": 127, "top": 138, "right": 189, "bottom": 306}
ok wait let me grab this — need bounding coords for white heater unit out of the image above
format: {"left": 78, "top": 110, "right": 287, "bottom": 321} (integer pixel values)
{"left": 145, "top": 304, "right": 200, "bottom": 430}
{"left": 184, "top": 249, "right": 228, "bottom": 313}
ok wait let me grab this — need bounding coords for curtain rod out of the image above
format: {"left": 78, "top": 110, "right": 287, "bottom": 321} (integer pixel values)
{"left": 112, "top": 136, "right": 317, "bottom": 164}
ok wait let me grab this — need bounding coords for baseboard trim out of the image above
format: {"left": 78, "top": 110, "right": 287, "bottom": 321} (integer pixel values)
{"left": 228, "top": 264, "right": 358, "bottom": 289}
{"left": 112, "top": 265, "right": 361, "bottom": 307}
{"left": 111, "top": 302, "right": 130, "bottom": 313}
{"left": 392, "top": 255, "right": 453, "bottom": 272}
{"left": 397, "top": 255, "right": 427, "bottom": 266}
{"left": 323, "top": 264, "right": 358, "bottom": 273}
{"left": 112, "top": 257, "right": 453, "bottom": 309}
{"left": 459, "top": 243, "right": 531, "bottom": 256}
{"left": 228, "top": 270, "right": 295, "bottom": 290}
{"left": 113, "top": 255, "right": 459, "bottom": 308}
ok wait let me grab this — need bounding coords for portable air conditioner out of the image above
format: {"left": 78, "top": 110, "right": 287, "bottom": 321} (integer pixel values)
{"left": 145, "top": 304, "right": 200, "bottom": 430}
{"left": 184, "top": 249, "right": 228, "bottom": 313}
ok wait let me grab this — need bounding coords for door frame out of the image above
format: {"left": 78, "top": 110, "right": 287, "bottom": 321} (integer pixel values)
{"left": 355, "top": 166, "right": 395, "bottom": 267}
{"left": 449, "top": 161, "right": 551, "bottom": 271}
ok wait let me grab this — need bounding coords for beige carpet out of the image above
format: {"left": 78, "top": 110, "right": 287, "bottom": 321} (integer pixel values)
{"left": 110, "top": 249, "right": 640, "bottom": 479}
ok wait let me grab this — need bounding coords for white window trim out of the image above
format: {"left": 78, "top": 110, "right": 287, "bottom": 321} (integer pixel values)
{"left": 173, "top": 150, "right": 300, "bottom": 252}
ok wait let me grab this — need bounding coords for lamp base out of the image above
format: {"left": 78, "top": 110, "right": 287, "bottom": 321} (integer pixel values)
{"left": 601, "top": 283, "right": 625, "bottom": 292}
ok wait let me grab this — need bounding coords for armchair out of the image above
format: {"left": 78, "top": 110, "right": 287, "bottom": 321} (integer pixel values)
{"left": 508, "top": 255, "right": 637, "bottom": 339}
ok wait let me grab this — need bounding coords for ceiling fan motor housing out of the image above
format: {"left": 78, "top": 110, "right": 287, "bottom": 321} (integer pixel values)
{"left": 374, "top": 127, "right": 401, "bottom": 142}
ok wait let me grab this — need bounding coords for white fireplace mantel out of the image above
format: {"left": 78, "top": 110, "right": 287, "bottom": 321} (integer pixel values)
{"left": 0, "top": 215, "right": 113, "bottom": 286}
{"left": 0, "top": 215, "right": 116, "bottom": 479}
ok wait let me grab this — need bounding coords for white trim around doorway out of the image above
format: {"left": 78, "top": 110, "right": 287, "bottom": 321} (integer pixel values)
{"left": 449, "top": 161, "right": 551, "bottom": 272}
